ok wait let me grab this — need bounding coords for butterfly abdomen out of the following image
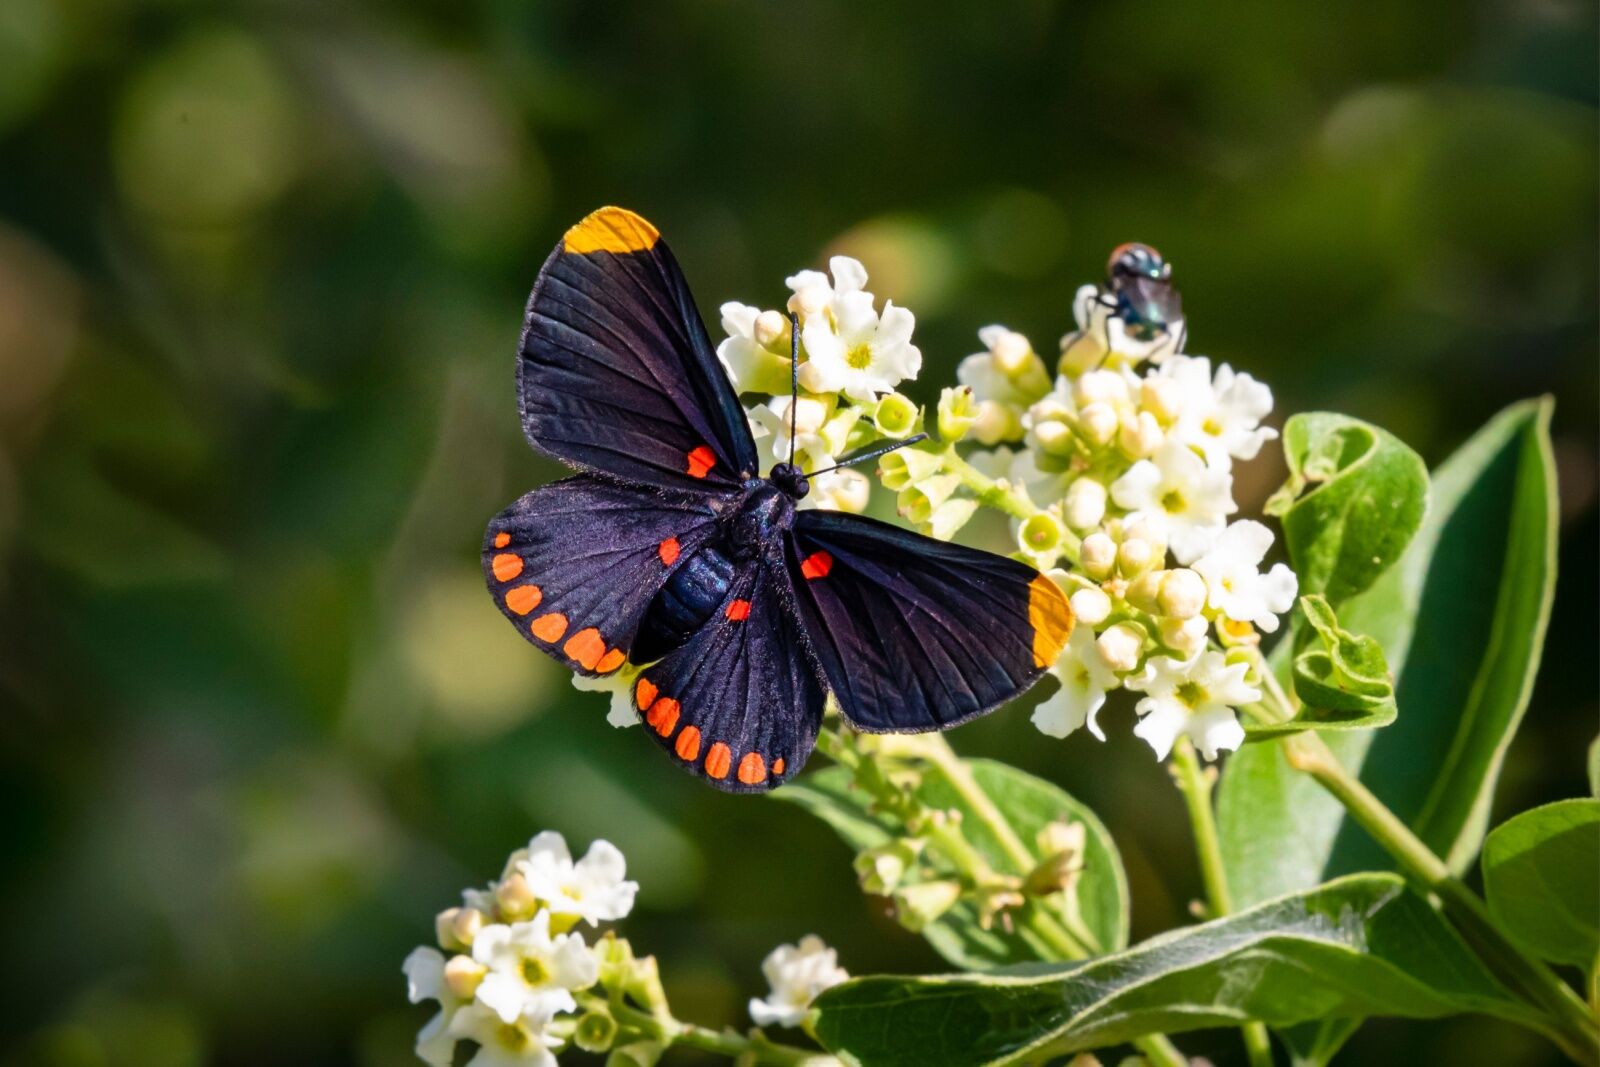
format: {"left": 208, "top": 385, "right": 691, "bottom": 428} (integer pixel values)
{"left": 633, "top": 543, "right": 737, "bottom": 663}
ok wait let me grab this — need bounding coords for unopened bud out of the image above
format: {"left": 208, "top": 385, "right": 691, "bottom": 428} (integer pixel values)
{"left": 1069, "top": 587, "right": 1112, "bottom": 627}
{"left": 816, "top": 468, "right": 870, "bottom": 513}
{"left": 1161, "top": 616, "right": 1210, "bottom": 658}
{"left": 970, "top": 399, "right": 1022, "bottom": 445}
{"left": 1018, "top": 511, "right": 1065, "bottom": 556}
{"left": 926, "top": 498, "right": 978, "bottom": 541}
{"left": 1080, "top": 533, "right": 1117, "bottom": 579}
{"left": 1063, "top": 478, "right": 1107, "bottom": 530}
{"left": 1026, "top": 820, "right": 1088, "bottom": 896}
{"left": 1074, "top": 370, "right": 1129, "bottom": 408}
{"left": 1078, "top": 402, "right": 1118, "bottom": 446}
{"left": 893, "top": 880, "right": 963, "bottom": 933}
{"left": 753, "top": 309, "right": 790, "bottom": 352}
{"left": 1118, "top": 410, "right": 1163, "bottom": 457}
{"left": 435, "top": 906, "right": 486, "bottom": 951}
{"left": 1033, "top": 419, "right": 1076, "bottom": 456}
{"left": 873, "top": 392, "right": 919, "bottom": 439}
{"left": 444, "top": 954, "right": 488, "bottom": 999}
{"left": 877, "top": 448, "right": 943, "bottom": 490}
{"left": 1117, "top": 537, "right": 1154, "bottom": 576}
{"left": 990, "top": 329, "right": 1033, "bottom": 373}
{"left": 495, "top": 871, "right": 538, "bottom": 919}
{"left": 937, "top": 386, "right": 978, "bottom": 441}
{"left": 854, "top": 841, "right": 920, "bottom": 895}
{"left": 1140, "top": 376, "right": 1183, "bottom": 422}
{"left": 1159, "top": 568, "right": 1207, "bottom": 619}
{"left": 1096, "top": 623, "right": 1144, "bottom": 673}
{"left": 787, "top": 283, "right": 830, "bottom": 320}
{"left": 1127, "top": 570, "right": 1166, "bottom": 612}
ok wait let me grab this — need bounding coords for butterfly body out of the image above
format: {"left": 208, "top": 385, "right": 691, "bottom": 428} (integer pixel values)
{"left": 486, "top": 207, "right": 1072, "bottom": 792}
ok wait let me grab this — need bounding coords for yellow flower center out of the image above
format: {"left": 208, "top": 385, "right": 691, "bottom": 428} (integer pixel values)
{"left": 1175, "top": 681, "right": 1206, "bottom": 708}
{"left": 521, "top": 957, "right": 549, "bottom": 986}
{"left": 497, "top": 1022, "right": 532, "bottom": 1051}
{"left": 846, "top": 343, "right": 874, "bottom": 370}
{"left": 1160, "top": 489, "right": 1186, "bottom": 513}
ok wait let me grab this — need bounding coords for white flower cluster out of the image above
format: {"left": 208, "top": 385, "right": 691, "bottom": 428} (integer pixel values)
{"left": 748, "top": 934, "right": 850, "bottom": 1028}
{"left": 403, "top": 832, "right": 637, "bottom": 1067}
{"left": 718, "top": 248, "right": 1298, "bottom": 763}
{"left": 718, "top": 256, "right": 923, "bottom": 514}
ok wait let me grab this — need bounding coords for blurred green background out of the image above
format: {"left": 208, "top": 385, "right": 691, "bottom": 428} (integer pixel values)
{"left": 0, "top": 2, "right": 1594, "bottom": 1065}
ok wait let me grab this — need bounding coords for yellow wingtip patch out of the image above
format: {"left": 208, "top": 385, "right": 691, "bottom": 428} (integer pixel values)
{"left": 1028, "top": 573, "right": 1074, "bottom": 669}
{"left": 563, "top": 206, "right": 660, "bottom": 254}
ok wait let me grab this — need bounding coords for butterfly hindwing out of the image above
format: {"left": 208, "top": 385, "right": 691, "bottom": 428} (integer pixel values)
{"left": 786, "top": 509, "right": 1073, "bottom": 732}
{"left": 484, "top": 474, "right": 721, "bottom": 676}
{"left": 519, "top": 207, "right": 760, "bottom": 491}
{"left": 629, "top": 555, "right": 826, "bottom": 793}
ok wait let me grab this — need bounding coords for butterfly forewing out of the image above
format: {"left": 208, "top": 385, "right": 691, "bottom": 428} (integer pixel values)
{"left": 519, "top": 207, "right": 759, "bottom": 491}
{"left": 786, "top": 509, "right": 1073, "bottom": 732}
{"left": 628, "top": 555, "right": 825, "bottom": 793}
{"left": 484, "top": 474, "right": 721, "bottom": 676}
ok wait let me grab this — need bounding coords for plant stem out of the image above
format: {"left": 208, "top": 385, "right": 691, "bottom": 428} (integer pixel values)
{"left": 1282, "top": 732, "right": 1600, "bottom": 1065}
{"left": 1171, "top": 739, "right": 1276, "bottom": 1067}
{"left": 610, "top": 1002, "right": 835, "bottom": 1065}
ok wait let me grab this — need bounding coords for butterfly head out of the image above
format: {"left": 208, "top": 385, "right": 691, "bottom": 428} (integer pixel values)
{"left": 769, "top": 462, "right": 810, "bottom": 501}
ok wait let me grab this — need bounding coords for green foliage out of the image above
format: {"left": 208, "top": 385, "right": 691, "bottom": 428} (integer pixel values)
{"left": 1481, "top": 799, "right": 1600, "bottom": 971}
{"left": 1220, "top": 400, "right": 1559, "bottom": 904}
{"left": 781, "top": 758, "right": 1128, "bottom": 967}
{"left": 1264, "top": 413, "right": 1428, "bottom": 608}
{"left": 1246, "top": 595, "right": 1396, "bottom": 738}
{"left": 810, "top": 874, "right": 1540, "bottom": 1067}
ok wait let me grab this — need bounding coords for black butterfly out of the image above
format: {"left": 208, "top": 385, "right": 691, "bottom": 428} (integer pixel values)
{"left": 484, "top": 207, "right": 1073, "bottom": 793}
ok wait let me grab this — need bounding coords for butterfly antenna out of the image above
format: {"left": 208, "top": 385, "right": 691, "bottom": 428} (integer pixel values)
{"left": 787, "top": 311, "right": 800, "bottom": 464}
{"left": 809, "top": 433, "right": 930, "bottom": 477}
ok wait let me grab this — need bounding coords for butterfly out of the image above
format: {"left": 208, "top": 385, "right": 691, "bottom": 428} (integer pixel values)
{"left": 484, "top": 206, "right": 1073, "bottom": 793}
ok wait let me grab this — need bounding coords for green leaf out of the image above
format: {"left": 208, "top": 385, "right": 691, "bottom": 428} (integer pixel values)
{"left": 810, "top": 874, "right": 1539, "bottom": 1067}
{"left": 1265, "top": 412, "right": 1429, "bottom": 607}
{"left": 1245, "top": 595, "right": 1397, "bottom": 739}
{"left": 780, "top": 758, "right": 1128, "bottom": 967}
{"left": 1221, "top": 399, "right": 1559, "bottom": 904}
{"left": 1481, "top": 798, "right": 1600, "bottom": 970}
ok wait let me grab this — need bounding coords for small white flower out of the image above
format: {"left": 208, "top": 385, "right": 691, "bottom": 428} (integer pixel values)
{"left": 1126, "top": 651, "right": 1260, "bottom": 760}
{"left": 449, "top": 1001, "right": 564, "bottom": 1067}
{"left": 1110, "top": 440, "right": 1236, "bottom": 564}
{"left": 1191, "top": 520, "right": 1299, "bottom": 634}
{"left": 1153, "top": 356, "right": 1277, "bottom": 465}
{"left": 571, "top": 669, "right": 642, "bottom": 729}
{"left": 1034, "top": 624, "right": 1118, "bottom": 740}
{"left": 748, "top": 395, "right": 834, "bottom": 472}
{"left": 790, "top": 257, "right": 921, "bottom": 401}
{"left": 716, "top": 302, "right": 792, "bottom": 396}
{"left": 812, "top": 468, "right": 871, "bottom": 513}
{"left": 472, "top": 913, "right": 596, "bottom": 1023}
{"left": 511, "top": 831, "right": 638, "bottom": 926}
{"left": 749, "top": 935, "right": 849, "bottom": 1028}
{"left": 956, "top": 325, "right": 1051, "bottom": 413}
{"left": 404, "top": 946, "right": 463, "bottom": 1067}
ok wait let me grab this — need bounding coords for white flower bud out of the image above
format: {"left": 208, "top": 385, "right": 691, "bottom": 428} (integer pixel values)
{"left": 435, "top": 906, "right": 485, "bottom": 951}
{"left": 1140, "top": 375, "right": 1183, "bottom": 422}
{"left": 787, "top": 283, "right": 831, "bottom": 320}
{"left": 990, "top": 329, "right": 1033, "bottom": 375}
{"left": 926, "top": 498, "right": 979, "bottom": 541}
{"left": 1033, "top": 419, "right": 1076, "bottom": 456}
{"left": 877, "top": 447, "right": 943, "bottom": 490}
{"left": 444, "top": 954, "right": 487, "bottom": 999}
{"left": 970, "top": 400, "right": 1022, "bottom": 446}
{"left": 1080, "top": 532, "right": 1117, "bottom": 579}
{"left": 1030, "top": 396, "right": 1074, "bottom": 423}
{"left": 1073, "top": 369, "right": 1130, "bottom": 407}
{"left": 873, "top": 392, "right": 919, "bottom": 439}
{"left": 1118, "top": 410, "right": 1164, "bottom": 457}
{"left": 1069, "top": 587, "right": 1112, "bottom": 626}
{"left": 937, "top": 386, "right": 978, "bottom": 441}
{"left": 1126, "top": 569, "right": 1166, "bottom": 612}
{"left": 1159, "top": 568, "right": 1207, "bottom": 619}
{"left": 1117, "top": 537, "right": 1154, "bottom": 576}
{"left": 1063, "top": 478, "right": 1107, "bottom": 530}
{"left": 1019, "top": 511, "right": 1065, "bottom": 556}
{"left": 754, "top": 309, "right": 791, "bottom": 352}
{"left": 1078, "top": 402, "right": 1119, "bottom": 446}
{"left": 1096, "top": 623, "right": 1145, "bottom": 673}
{"left": 1160, "top": 616, "right": 1210, "bottom": 658}
{"left": 494, "top": 871, "right": 538, "bottom": 919}
{"left": 893, "top": 880, "right": 962, "bottom": 933}
{"left": 817, "top": 469, "right": 871, "bottom": 513}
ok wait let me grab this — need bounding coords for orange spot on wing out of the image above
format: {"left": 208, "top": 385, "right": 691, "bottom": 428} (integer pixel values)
{"left": 737, "top": 752, "right": 767, "bottom": 785}
{"left": 562, "top": 207, "right": 660, "bottom": 254}
{"left": 647, "top": 698, "right": 680, "bottom": 736}
{"left": 563, "top": 627, "right": 606, "bottom": 670}
{"left": 1028, "top": 573, "right": 1074, "bottom": 668}
{"left": 658, "top": 537, "right": 680, "bottom": 565}
{"left": 724, "top": 598, "right": 751, "bottom": 621}
{"left": 705, "top": 742, "right": 732, "bottom": 779}
{"left": 772, "top": 757, "right": 786, "bottom": 775}
{"left": 685, "top": 445, "right": 716, "bottom": 479}
{"left": 596, "top": 648, "right": 626, "bottom": 673}
{"left": 493, "top": 531, "right": 511, "bottom": 548}
{"left": 635, "top": 677, "right": 658, "bottom": 709}
{"left": 530, "top": 612, "right": 568, "bottom": 642}
{"left": 675, "top": 726, "right": 701, "bottom": 761}
{"left": 492, "top": 553, "right": 524, "bottom": 582}
{"left": 505, "top": 584, "right": 543, "bottom": 616}
{"left": 800, "top": 551, "right": 834, "bottom": 580}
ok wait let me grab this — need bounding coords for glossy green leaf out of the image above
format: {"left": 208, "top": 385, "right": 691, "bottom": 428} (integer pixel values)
{"left": 1245, "top": 595, "right": 1396, "bottom": 739}
{"left": 1264, "top": 412, "right": 1428, "bottom": 607}
{"left": 1481, "top": 798, "right": 1600, "bottom": 970}
{"left": 780, "top": 758, "right": 1128, "bottom": 967}
{"left": 1220, "top": 399, "right": 1559, "bottom": 905}
{"left": 811, "top": 874, "right": 1539, "bottom": 1067}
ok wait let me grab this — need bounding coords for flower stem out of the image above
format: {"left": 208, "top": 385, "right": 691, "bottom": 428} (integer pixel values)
{"left": 1171, "top": 739, "right": 1276, "bottom": 1067}
{"left": 941, "top": 446, "right": 1042, "bottom": 522}
{"left": 610, "top": 1002, "right": 835, "bottom": 1065}
{"left": 1282, "top": 732, "right": 1600, "bottom": 1065}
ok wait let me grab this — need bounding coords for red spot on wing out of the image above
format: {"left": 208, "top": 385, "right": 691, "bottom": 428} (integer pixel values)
{"left": 493, "top": 531, "right": 511, "bottom": 548}
{"left": 596, "top": 648, "right": 626, "bottom": 673}
{"left": 724, "top": 598, "right": 751, "bottom": 621}
{"left": 675, "top": 726, "right": 702, "bottom": 761}
{"left": 800, "top": 551, "right": 834, "bottom": 580}
{"left": 531, "top": 613, "right": 568, "bottom": 642}
{"left": 647, "top": 697, "right": 680, "bottom": 736}
{"left": 686, "top": 445, "right": 716, "bottom": 479}
{"left": 563, "top": 627, "right": 606, "bottom": 670}
{"left": 705, "top": 742, "right": 732, "bottom": 779}
{"left": 737, "top": 752, "right": 767, "bottom": 785}
{"left": 505, "top": 584, "right": 542, "bottom": 616}
{"left": 772, "top": 757, "right": 786, "bottom": 775}
{"left": 658, "top": 537, "right": 680, "bottom": 565}
{"left": 492, "top": 553, "right": 524, "bottom": 582}
{"left": 635, "top": 677, "right": 658, "bottom": 709}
